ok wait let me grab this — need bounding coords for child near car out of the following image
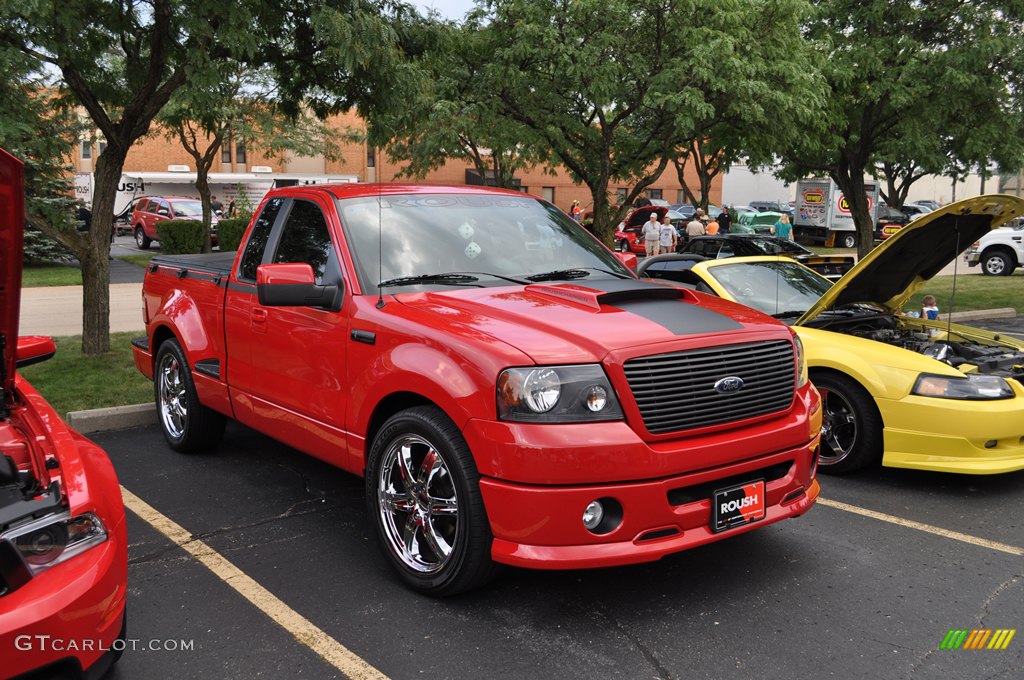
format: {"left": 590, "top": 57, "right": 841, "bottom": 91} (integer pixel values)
{"left": 921, "top": 295, "right": 940, "bottom": 320}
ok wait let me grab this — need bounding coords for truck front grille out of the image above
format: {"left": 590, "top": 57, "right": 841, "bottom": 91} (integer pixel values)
{"left": 623, "top": 340, "right": 796, "bottom": 434}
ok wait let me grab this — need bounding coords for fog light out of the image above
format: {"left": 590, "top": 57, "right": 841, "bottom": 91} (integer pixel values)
{"left": 582, "top": 500, "right": 604, "bottom": 530}
{"left": 583, "top": 385, "right": 608, "bottom": 412}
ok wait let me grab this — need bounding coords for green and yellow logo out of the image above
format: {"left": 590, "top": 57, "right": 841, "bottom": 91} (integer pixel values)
{"left": 940, "top": 629, "right": 1016, "bottom": 650}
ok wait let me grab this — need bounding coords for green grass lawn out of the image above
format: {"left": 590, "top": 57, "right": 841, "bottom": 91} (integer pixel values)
{"left": 907, "top": 272, "right": 1024, "bottom": 314}
{"left": 18, "top": 332, "right": 153, "bottom": 416}
{"left": 21, "top": 263, "right": 82, "bottom": 287}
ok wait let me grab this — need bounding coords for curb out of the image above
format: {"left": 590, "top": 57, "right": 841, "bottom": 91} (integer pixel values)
{"left": 66, "top": 403, "right": 157, "bottom": 434}
{"left": 943, "top": 307, "right": 1017, "bottom": 322}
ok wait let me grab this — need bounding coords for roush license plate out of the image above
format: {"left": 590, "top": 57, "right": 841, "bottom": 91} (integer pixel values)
{"left": 711, "top": 480, "right": 766, "bottom": 533}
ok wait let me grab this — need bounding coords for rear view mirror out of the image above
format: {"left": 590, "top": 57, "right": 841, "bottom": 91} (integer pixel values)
{"left": 613, "top": 252, "right": 638, "bottom": 272}
{"left": 256, "top": 263, "right": 342, "bottom": 311}
{"left": 16, "top": 336, "right": 56, "bottom": 369}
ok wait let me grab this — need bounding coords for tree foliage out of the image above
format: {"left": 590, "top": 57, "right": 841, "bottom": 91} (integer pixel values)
{"left": 779, "top": 0, "right": 1024, "bottom": 256}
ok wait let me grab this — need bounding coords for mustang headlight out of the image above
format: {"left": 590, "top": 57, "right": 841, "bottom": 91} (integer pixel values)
{"left": 2, "top": 511, "right": 108, "bottom": 575}
{"left": 497, "top": 365, "right": 624, "bottom": 422}
{"left": 793, "top": 335, "right": 809, "bottom": 388}
{"left": 912, "top": 373, "right": 1014, "bottom": 401}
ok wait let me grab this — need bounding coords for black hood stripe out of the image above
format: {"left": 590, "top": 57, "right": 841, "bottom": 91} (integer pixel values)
{"left": 613, "top": 298, "right": 743, "bottom": 335}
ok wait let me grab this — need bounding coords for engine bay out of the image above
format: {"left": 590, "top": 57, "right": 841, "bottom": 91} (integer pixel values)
{"left": 808, "top": 311, "right": 1024, "bottom": 381}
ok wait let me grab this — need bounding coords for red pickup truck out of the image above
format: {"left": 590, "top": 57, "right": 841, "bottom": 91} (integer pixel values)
{"left": 133, "top": 184, "right": 821, "bottom": 595}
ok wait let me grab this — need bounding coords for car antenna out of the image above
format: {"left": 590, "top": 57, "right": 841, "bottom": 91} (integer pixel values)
{"left": 946, "top": 216, "right": 960, "bottom": 338}
{"left": 376, "top": 180, "right": 385, "bottom": 309}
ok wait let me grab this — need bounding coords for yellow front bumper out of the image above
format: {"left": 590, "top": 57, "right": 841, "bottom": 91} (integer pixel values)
{"left": 879, "top": 394, "right": 1024, "bottom": 474}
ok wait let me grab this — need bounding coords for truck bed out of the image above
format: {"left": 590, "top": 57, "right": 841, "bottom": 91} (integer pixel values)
{"left": 149, "top": 251, "right": 237, "bottom": 279}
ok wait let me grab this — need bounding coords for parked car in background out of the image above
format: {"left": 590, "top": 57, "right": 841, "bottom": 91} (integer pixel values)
{"left": 909, "top": 200, "right": 941, "bottom": 211}
{"left": 669, "top": 204, "right": 723, "bottom": 220}
{"left": 731, "top": 211, "right": 781, "bottom": 235}
{"left": 681, "top": 235, "right": 856, "bottom": 280}
{"left": 874, "top": 204, "right": 911, "bottom": 241}
{"left": 749, "top": 201, "right": 794, "bottom": 217}
{"left": 1, "top": 149, "right": 128, "bottom": 679}
{"left": 134, "top": 182, "right": 821, "bottom": 594}
{"left": 132, "top": 196, "right": 219, "bottom": 249}
{"left": 614, "top": 205, "right": 669, "bottom": 253}
{"left": 965, "top": 222, "right": 1024, "bottom": 276}
{"left": 901, "top": 203, "right": 933, "bottom": 217}
{"left": 642, "top": 195, "right": 1024, "bottom": 475}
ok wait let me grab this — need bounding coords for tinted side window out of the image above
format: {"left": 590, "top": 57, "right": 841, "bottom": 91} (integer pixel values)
{"left": 135, "top": 199, "right": 148, "bottom": 213}
{"left": 239, "top": 198, "right": 284, "bottom": 281}
{"left": 273, "top": 200, "right": 334, "bottom": 284}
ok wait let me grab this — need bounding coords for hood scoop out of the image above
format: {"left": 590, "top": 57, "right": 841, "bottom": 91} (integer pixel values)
{"left": 525, "top": 280, "right": 691, "bottom": 311}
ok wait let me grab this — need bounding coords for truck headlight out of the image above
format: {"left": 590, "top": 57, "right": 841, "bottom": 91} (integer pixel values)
{"left": 497, "top": 365, "right": 625, "bottom": 422}
{"left": 794, "top": 335, "right": 809, "bottom": 388}
{"left": 2, "top": 511, "right": 108, "bottom": 575}
{"left": 912, "top": 373, "right": 1014, "bottom": 400}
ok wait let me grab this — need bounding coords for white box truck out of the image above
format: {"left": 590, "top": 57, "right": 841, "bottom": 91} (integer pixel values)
{"left": 793, "top": 178, "right": 880, "bottom": 248}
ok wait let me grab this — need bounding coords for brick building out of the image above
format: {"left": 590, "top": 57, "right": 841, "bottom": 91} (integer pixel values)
{"left": 73, "top": 109, "right": 722, "bottom": 215}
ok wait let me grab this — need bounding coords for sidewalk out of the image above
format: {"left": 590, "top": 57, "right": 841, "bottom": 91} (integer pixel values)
{"left": 19, "top": 282, "right": 145, "bottom": 336}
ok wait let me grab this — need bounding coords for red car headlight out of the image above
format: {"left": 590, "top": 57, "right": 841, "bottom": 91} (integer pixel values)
{"left": 3, "top": 511, "right": 108, "bottom": 575}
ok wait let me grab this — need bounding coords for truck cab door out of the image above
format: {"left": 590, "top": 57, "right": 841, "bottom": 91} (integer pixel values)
{"left": 225, "top": 196, "right": 351, "bottom": 468}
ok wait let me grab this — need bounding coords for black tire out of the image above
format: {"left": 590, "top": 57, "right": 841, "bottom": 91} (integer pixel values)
{"left": 981, "top": 250, "right": 1014, "bottom": 277}
{"left": 619, "top": 239, "right": 630, "bottom": 252}
{"left": 813, "top": 372, "right": 883, "bottom": 474}
{"left": 366, "top": 406, "right": 498, "bottom": 595}
{"left": 153, "top": 339, "right": 225, "bottom": 452}
{"left": 839, "top": 232, "right": 857, "bottom": 249}
{"left": 134, "top": 226, "right": 152, "bottom": 249}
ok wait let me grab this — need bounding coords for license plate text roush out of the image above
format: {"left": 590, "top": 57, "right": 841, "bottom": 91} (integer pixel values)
{"left": 712, "top": 480, "right": 766, "bottom": 533}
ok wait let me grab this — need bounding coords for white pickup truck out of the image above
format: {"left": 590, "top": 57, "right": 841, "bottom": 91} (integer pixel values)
{"left": 965, "top": 222, "right": 1024, "bottom": 275}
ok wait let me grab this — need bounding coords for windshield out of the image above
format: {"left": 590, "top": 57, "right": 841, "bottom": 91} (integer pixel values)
{"left": 708, "top": 260, "right": 832, "bottom": 316}
{"left": 170, "top": 200, "right": 203, "bottom": 217}
{"left": 337, "top": 193, "right": 632, "bottom": 292}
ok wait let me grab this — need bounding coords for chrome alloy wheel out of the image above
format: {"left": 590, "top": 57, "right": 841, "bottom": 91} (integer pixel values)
{"left": 819, "top": 387, "right": 857, "bottom": 465}
{"left": 157, "top": 352, "right": 187, "bottom": 439}
{"left": 377, "top": 434, "right": 460, "bottom": 574}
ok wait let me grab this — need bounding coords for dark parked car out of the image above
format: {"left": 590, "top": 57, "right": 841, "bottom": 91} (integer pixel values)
{"left": 749, "top": 201, "right": 794, "bottom": 216}
{"left": 680, "top": 234, "right": 855, "bottom": 280}
{"left": 874, "top": 205, "right": 910, "bottom": 240}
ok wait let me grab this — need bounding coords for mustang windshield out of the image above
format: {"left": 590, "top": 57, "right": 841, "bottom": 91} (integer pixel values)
{"left": 709, "top": 260, "right": 832, "bottom": 316}
{"left": 337, "top": 193, "right": 631, "bottom": 292}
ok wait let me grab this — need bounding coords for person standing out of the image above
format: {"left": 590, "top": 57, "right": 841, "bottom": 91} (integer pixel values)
{"left": 642, "top": 212, "right": 661, "bottom": 256}
{"left": 772, "top": 213, "right": 793, "bottom": 239}
{"left": 685, "top": 214, "right": 706, "bottom": 240}
{"left": 211, "top": 195, "right": 224, "bottom": 215}
{"left": 705, "top": 216, "right": 720, "bottom": 235}
{"left": 718, "top": 208, "right": 731, "bottom": 234}
{"left": 658, "top": 215, "right": 677, "bottom": 254}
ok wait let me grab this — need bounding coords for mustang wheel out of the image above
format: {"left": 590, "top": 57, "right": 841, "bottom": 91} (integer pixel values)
{"left": 366, "top": 406, "right": 497, "bottom": 595}
{"left": 134, "top": 226, "right": 152, "bottom": 250}
{"left": 981, "top": 250, "right": 1013, "bottom": 276}
{"left": 813, "top": 372, "right": 882, "bottom": 474}
{"left": 154, "top": 339, "right": 225, "bottom": 452}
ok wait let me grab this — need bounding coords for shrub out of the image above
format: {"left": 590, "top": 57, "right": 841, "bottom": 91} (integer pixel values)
{"left": 157, "top": 219, "right": 206, "bottom": 254}
{"left": 215, "top": 218, "right": 249, "bottom": 252}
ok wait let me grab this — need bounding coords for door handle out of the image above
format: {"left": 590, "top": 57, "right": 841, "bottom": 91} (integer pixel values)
{"left": 251, "top": 307, "right": 268, "bottom": 333}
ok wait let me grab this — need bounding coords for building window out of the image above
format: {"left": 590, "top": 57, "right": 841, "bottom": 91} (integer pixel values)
{"left": 541, "top": 187, "right": 555, "bottom": 204}
{"left": 367, "top": 146, "right": 376, "bottom": 168}
{"left": 677, "top": 189, "right": 688, "bottom": 203}
{"left": 616, "top": 187, "right": 628, "bottom": 204}
{"left": 648, "top": 189, "right": 663, "bottom": 200}
{"left": 98, "top": 140, "right": 107, "bottom": 155}
{"left": 80, "top": 140, "right": 91, "bottom": 159}
{"left": 222, "top": 135, "right": 232, "bottom": 163}
{"left": 235, "top": 139, "right": 247, "bottom": 164}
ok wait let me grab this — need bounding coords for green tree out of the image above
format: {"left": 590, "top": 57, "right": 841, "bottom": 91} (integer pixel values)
{"left": 779, "top": 0, "right": 1024, "bottom": 257}
{"left": 0, "top": 0, "right": 410, "bottom": 354}
{"left": 382, "top": 19, "right": 548, "bottom": 189}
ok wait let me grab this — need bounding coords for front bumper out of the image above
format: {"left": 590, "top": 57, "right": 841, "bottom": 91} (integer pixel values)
{"left": 480, "top": 439, "right": 820, "bottom": 569}
{"left": 879, "top": 393, "right": 1024, "bottom": 474}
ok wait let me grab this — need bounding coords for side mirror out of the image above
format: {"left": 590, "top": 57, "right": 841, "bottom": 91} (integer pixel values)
{"left": 613, "top": 252, "right": 638, "bottom": 272}
{"left": 157, "top": 208, "right": 169, "bottom": 216}
{"left": 256, "top": 263, "right": 342, "bottom": 311}
{"left": 16, "top": 336, "right": 56, "bottom": 369}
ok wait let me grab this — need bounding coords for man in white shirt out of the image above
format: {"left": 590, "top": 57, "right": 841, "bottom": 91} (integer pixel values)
{"left": 658, "top": 215, "right": 677, "bottom": 254}
{"left": 642, "top": 212, "right": 661, "bottom": 256}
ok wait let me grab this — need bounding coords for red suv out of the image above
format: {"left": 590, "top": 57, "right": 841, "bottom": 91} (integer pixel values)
{"left": 131, "top": 196, "right": 218, "bottom": 249}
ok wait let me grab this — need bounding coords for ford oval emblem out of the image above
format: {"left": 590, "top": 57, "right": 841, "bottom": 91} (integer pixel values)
{"left": 714, "top": 376, "right": 745, "bottom": 394}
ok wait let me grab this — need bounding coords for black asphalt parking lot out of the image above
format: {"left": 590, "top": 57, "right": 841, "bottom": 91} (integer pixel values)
{"left": 89, "top": 422, "right": 1024, "bottom": 680}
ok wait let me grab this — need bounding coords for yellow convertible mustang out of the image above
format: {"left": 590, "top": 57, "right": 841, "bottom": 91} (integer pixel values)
{"left": 640, "top": 195, "right": 1024, "bottom": 475}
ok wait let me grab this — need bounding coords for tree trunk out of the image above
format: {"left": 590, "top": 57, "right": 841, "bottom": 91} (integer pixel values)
{"left": 196, "top": 165, "right": 213, "bottom": 253}
{"left": 589, "top": 168, "right": 613, "bottom": 245}
{"left": 80, "top": 152, "right": 124, "bottom": 355}
{"left": 831, "top": 161, "right": 874, "bottom": 260}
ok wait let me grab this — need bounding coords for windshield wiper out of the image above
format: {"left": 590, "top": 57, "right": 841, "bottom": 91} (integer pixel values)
{"left": 378, "top": 273, "right": 481, "bottom": 288}
{"left": 525, "top": 267, "right": 630, "bottom": 282}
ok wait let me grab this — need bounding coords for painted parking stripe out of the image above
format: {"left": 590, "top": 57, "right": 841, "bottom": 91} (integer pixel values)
{"left": 818, "top": 497, "right": 1024, "bottom": 557}
{"left": 121, "top": 486, "right": 389, "bottom": 680}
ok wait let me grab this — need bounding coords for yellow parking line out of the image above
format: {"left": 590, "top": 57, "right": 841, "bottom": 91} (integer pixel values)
{"left": 121, "top": 486, "right": 389, "bottom": 680}
{"left": 817, "top": 497, "right": 1024, "bottom": 557}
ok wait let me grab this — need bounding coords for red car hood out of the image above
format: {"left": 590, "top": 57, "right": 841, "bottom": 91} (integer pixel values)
{"left": 0, "top": 149, "right": 25, "bottom": 404}
{"left": 396, "top": 279, "right": 786, "bottom": 364}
